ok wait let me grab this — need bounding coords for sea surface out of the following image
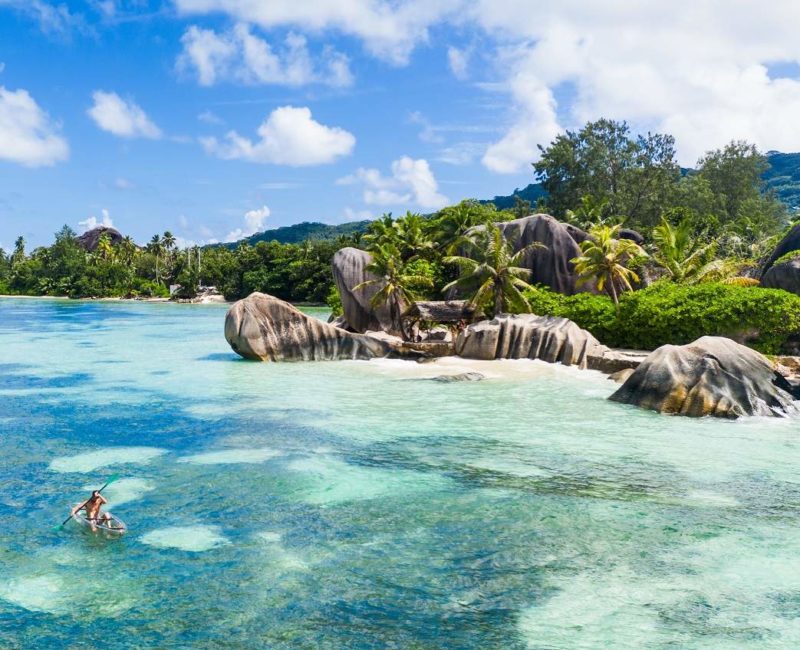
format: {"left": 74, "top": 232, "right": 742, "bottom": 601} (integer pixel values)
{"left": 1, "top": 298, "right": 800, "bottom": 649}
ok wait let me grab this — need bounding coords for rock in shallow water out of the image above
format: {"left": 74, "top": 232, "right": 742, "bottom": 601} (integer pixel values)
{"left": 609, "top": 336, "right": 798, "bottom": 418}
{"left": 428, "top": 372, "right": 486, "bottom": 382}
{"left": 224, "top": 292, "right": 395, "bottom": 361}
{"left": 455, "top": 314, "right": 607, "bottom": 367}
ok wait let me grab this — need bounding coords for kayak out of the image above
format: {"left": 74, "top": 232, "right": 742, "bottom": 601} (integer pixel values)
{"left": 70, "top": 506, "right": 127, "bottom": 535}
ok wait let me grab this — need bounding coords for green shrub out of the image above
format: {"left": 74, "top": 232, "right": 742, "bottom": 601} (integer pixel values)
{"left": 326, "top": 284, "right": 343, "bottom": 316}
{"left": 523, "top": 281, "right": 800, "bottom": 354}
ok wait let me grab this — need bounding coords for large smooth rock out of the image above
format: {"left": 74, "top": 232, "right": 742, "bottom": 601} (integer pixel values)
{"left": 496, "top": 214, "right": 586, "bottom": 295}
{"left": 77, "top": 226, "right": 124, "bottom": 251}
{"left": 761, "top": 258, "right": 800, "bottom": 294}
{"left": 762, "top": 223, "right": 800, "bottom": 275}
{"left": 224, "top": 292, "right": 394, "bottom": 361}
{"left": 331, "top": 247, "right": 397, "bottom": 333}
{"left": 609, "top": 336, "right": 798, "bottom": 418}
{"left": 455, "top": 313, "right": 608, "bottom": 367}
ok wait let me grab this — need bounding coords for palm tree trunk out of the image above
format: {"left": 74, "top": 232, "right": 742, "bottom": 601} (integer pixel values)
{"left": 608, "top": 273, "right": 619, "bottom": 309}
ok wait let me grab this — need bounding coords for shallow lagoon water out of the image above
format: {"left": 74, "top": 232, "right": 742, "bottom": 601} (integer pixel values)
{"left": 1, "top": 298, "right": 800, "bottom": 648}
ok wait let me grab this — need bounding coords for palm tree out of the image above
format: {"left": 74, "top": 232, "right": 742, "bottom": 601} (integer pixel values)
{"left": 363, "top": 214, "right": 401, "bottom": 251}
{"left": 353, "top": 243, "right": 433, "bottom": 339}
{"left": 571, "top": 224, "right": 645, "bottom": 307}
{"left": 651, "top": 217, "right": 718, "bottom": 282}
{"left": 96, "top": 233, "right": 115, "bottom": 263}
{"left": 119, "top": 236, "right": 137, "bottom": 266}
{"left": 147, "top": 234, "right": 163, "bottom": 284}
{"left": 443, "top": 225, "right": 542, "bottom": 316}
{"left": 394, "top": 212, "right": 435, "bottom": 260}
{"left": 162, "top": 231, "right": 176, "bottom": 251}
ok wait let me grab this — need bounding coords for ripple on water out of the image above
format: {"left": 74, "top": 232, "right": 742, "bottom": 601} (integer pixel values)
{"left": 140, "top": 525, "right": 229, "bottom": 552}
{"left": 177, "top": 447, "right": 283, "bottom": 465}
{"left": 49, "top": 447, "right": 167, "bottom": 473}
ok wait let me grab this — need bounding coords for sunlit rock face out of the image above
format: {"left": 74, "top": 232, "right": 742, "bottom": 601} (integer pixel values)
{"left": 609, "top": 336, "right": 799, "bottom": 419}
{"left": 495, "top": 214, "right": 587, "bottom": 295}
{"left": 331, "top": 247, "right": 399, "bottom": 334}
{"left": 455, "top": 314, "right": 607, "bottom": 367}
{"left": 761, "top": 258, "right": 800, "bottom": 295}
{"left": 224, "top": 292, "right": 393, "bottom": 362}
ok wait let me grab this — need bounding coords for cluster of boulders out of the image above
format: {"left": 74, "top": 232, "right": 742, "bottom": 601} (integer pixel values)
{"left": 223, "top": 212, "right": 800, "bottom": 421}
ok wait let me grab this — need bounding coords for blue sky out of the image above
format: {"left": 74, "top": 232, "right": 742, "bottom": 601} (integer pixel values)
{"left": 3, "top": 1, "right": 800, "bottom": 248}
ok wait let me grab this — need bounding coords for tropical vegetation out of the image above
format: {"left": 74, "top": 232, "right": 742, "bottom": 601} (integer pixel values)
{"left": 3, "top": 118, "right": 800, "bottom": 355}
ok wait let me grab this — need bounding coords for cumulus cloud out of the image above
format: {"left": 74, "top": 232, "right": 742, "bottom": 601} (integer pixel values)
{"left": 447, "top": 46, "right": 469, "bottom": 80}
{"left": 87, "top": 91, "right": 161, "bottom": 139}
{"left": 0, "top": 85, "right": 69, "bottom": 166}
{"left": 78, "top": 208, "right": 113, "bottom": 232}
{"left": 173, "top": 0, "right": 460, "bottom": 65}
{"left": 225, "top": 205, "right": 270, "bottom": 242}
{"left": 469, "top": 1, "right": 800, "bottom": 169}
{"left": 338, "top": 157, "right": 449, "bottom": 209}
{"left": 0, "top": 0, "right": 85, "bottom": 36}
{"left": 177, "top": 24, "right": 353, "bottom": 87}
{"left": 201, "top": 105, "right": 355, "bottom": 166}
{"left": 173, "top": 0, "right": 800, "bottom": 170}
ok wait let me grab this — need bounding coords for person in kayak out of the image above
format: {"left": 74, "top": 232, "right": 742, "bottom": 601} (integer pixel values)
{"left": 71, "top": 490, "right": 114, "bottom": 531}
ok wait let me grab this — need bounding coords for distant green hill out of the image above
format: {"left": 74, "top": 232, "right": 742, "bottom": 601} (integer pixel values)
{"left": 763, "top": 151, "right": 800, "bottom": 209}
{"left": 221, "top": 151, "right": 800, "bottom": 247}
{"left": 221, "top": 220, "right": 372, "bottom": 247}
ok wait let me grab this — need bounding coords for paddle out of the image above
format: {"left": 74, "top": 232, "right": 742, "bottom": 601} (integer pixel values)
{"left": 54, "top": 473, "right": 121, "bottom": 531}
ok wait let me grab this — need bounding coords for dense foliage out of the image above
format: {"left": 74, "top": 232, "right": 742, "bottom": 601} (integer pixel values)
{"left": 533, "top": 121, "right": 789, "bottom": 244}
{"left": 524, "top": 282, "right": 800, "bottom": 354}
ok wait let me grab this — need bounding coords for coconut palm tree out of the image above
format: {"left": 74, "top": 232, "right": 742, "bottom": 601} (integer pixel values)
{"left": 119, "top": 236, "right": 138, "bottom": 266}
{"left": 353, "top": 243, "right": 433, "bottom": 339}
{"left": 443, "top": 225, "right": 542, "bottom": 316}
{"left": 147, "top": 234, "right": 163, "bottom": 284}
{"left": 393, "top": 212, "right": 435, "bottom": 260}
{"left": 571, "top": 224, "right": 645, "bottom": 307}
{"left": 95, "top": 233, "right": 115, "bottom": 263}
{"left": 651, "top": 217, "right": 718, "bottom": 282}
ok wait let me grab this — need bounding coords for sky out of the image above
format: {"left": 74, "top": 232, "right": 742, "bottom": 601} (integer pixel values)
{"left": 3, "top": 1, "right": 800, "bottom": 249}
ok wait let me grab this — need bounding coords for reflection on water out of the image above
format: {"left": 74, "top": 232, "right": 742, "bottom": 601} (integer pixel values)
{"left": 0, "top": 298, "right": 799, "bottom": 648}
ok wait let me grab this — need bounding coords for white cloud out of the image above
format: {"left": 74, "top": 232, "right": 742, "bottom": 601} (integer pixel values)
{"left": 198, "top": 109, "right": 223, "bottom": 125}
{"left": 0, "top": 85, "right": 69, "bottom": 167}
{"left": 113, "top": 177, "right": 133, "bottom": 190}
{"left": 0, "top": 0, "right": 85, "bottom": 36}
{"left": 339, "top": 157, "right": 449, "bottom": 209}
{"left": 467, "top": 1, "right": 800, "bottom": 169}
{"left": 177, "top": 24, "right": 353, "bottom": 88}
{"left": 343, "top": 207, "right": 373, "bottom": 221}
{"left": 201, "top": 105, "right": 355, "bottom": 166}
{"left": 173, "top": 0, "right": 461, "bottom": 65}
{"left": 87, "top": 91, "right": 161, "bottom": 139}
{"left": 225, "top": 205, "right": 270, "bottom": 242}
{"left": 78, "top": 208, "right": 113, "bottom": 232}
{"left": 447, "top": 46, "right": 469, "bottom": 80}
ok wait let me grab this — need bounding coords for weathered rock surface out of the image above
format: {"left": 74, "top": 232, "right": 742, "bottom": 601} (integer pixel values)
{"left": 762, "top": 223, "right": 800, "bottom": 275}
{"left": 224, "top": 292, "right": 396, "bottom": 361}
{"left": 496, "top": 214, "right": 587, "bottom": 295}
{"left": 608, "top": 368, "right": 635, "bottom": 384}
{"left": 609, "top": 336, "right": 799, "bottom": 418}
{"left": 455, "top": 313, "right": 607, "bottom": 367}
{"left": 619, "top": 228, "right": 645, "bottom": 246}
{"left": 586, "top": 348, "right": 650, "bottom": 374}
{"left": 77, "top": 226, "right": 124, "bottom": 251}
{"left": 761, "top": 258, "right": 800, "bottom": 295}
{"left": 331, "top": 247, "right": 397, "bottom": 333}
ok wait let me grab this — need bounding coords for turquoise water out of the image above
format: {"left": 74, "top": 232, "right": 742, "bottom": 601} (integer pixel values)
{"left": 2, "top": 298, "right": 800, "bottom": 648}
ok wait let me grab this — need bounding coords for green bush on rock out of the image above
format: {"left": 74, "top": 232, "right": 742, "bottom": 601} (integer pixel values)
{"left": 523, "top": 282, "right": 800, "bottom": 354}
